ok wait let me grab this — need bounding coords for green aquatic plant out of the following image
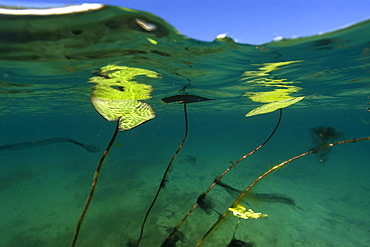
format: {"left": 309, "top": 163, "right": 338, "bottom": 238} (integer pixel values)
{"left": 195, "top": 135, "right": 370, "bottom": 246}
{"left": 309, "top": 126, "right": 343, "bottom": 163}
{"left": 241, "top": 61, "right": 305, "bottom": 117}
{"left": 71, "top": 65, "right": 156, "bottom": 247}
{"left": 71, "top": 97, "right": 155, "bottom": 247}
{"left": 245, "top": 96, "right": 304, "bottom": 117}
{"left": 228, "top": 204, "right": 268, "bottom": 219}
{"left": 136, "top": 91, "right": 214, "bottom": 246}
{"left": 162, "top": 108, "right": 283, "bottom": 246}
{"left": 158, "top": 117, "right": 368, "bottom": 246}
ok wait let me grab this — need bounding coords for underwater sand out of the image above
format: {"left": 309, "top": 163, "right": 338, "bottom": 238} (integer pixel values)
{"left": 0, "top": 109, "right": 369, "bottom": 247}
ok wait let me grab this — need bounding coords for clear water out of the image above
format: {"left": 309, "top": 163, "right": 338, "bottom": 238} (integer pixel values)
{"left": 0, "top": 5, "right": 369, "bottom": 247}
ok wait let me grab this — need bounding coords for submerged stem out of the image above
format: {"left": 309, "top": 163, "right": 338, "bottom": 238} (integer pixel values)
{"left": 71, "top": 119, "right": 120, "bottom": 247}
{"left": 163, "top": 108, "right": 283, "bottom": 244}
{"left": 136, "top": 103, "right": 189, "bottom": 246}
{"left": 196, "top": 136, "right": 370, "bottom": 246}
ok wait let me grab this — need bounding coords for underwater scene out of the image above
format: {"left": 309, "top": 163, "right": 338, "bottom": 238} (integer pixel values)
{"left": 0, "top": 4, "right": 369, "bottom": 247}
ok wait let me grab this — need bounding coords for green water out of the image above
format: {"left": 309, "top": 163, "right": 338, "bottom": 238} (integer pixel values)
{"left": 0, "top": 5, "right": 369, "bottom": 247}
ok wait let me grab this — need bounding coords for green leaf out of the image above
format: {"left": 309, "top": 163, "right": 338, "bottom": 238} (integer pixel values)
{"left": 89, "top": 65, "right": 157, "bottom": 130}
{"left": 91, "top": 97, "right": 155, "bottom": 131}
{"left": 89, "top": 65, "right": 159, "bottom": 100}
{"left": 246, "top": 96, "right": 305, "bottom": 117}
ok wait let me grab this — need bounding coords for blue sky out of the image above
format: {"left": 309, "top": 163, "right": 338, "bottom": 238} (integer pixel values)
{"left": 1, "top": 0, "right": 369, "bottom": 44}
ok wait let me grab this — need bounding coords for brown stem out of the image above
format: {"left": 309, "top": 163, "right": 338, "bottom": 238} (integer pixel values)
{"left": 71, "top": 119, "right": 120, "bottom": 247}
{"left": 137, "top": 103, "right": 189, "bottom": 246}
{"left": 196, "top": 136, "right": 370, "bottom": 246}
{"left": 163, "top": 108, "right": 282, "bottom": 244}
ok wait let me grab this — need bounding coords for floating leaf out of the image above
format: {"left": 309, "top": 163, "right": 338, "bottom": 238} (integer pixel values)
{"left": 246, "top": 96, "right": 305, "bottom": 117}
{"left": 91, "top": 97, "right": 155, "bottom": 131}
{"left": 240, "top": 61, "right": 302, "bottom": 80}
{"left": 161, "top": 94, "right": 214, "bottom": 104}
{"left": 89, "top": 65, "right": 157, "bottom": 130}
{"left": 89, "top": 65, "right": 159, "bottom": 100}
{"left": 245, "top": 87, "right": 302, "bottom": 103}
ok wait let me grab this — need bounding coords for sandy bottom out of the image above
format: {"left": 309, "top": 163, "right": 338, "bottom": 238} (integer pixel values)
{"left": 0, "top": 129, "right": 369, "bottom": 247}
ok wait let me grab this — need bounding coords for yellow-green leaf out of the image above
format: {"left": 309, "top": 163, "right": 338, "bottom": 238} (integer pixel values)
{"left": 246, "top": 96, "right": 305, "bottom": 117}
{"left": 91, "top": 97, "right": 155, "bottom": 131}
